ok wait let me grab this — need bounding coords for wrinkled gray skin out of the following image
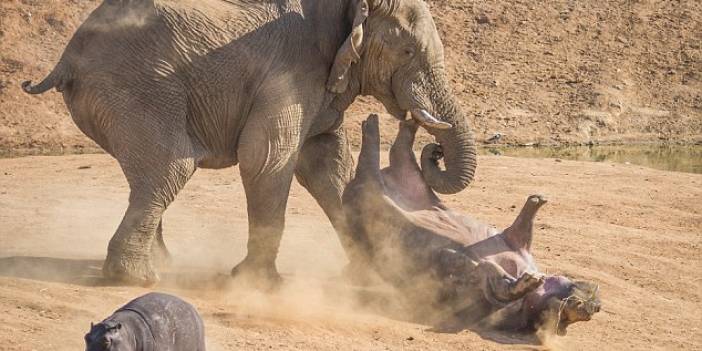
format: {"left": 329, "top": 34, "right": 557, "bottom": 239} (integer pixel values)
{"left": 84, "top": 292, "right": 205, "bottom": 351}
{"left": 343, "top": 115, "right": 601, "bottom": 335}
{"left": 22, "top": 0, "right": 477, "bottom": 286}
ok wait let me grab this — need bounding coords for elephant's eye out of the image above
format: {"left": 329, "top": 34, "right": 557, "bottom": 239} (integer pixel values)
{"left": 404, "top": 47, "right": 415, "bottom": 58}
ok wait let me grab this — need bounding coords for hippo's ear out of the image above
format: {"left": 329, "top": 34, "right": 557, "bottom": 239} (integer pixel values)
{"left": 573, "top": 281, "right": 600, "bottom": 299}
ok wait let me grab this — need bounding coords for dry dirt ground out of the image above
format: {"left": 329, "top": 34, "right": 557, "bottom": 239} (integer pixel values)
{"left": 1, "top": 0, "right": 701, "bottom": 154}
{"left": 1, "top": 153, "right": 700, "bottom": 350}
{"left": 1, "top": 1, "right": 701, "bottom": 350}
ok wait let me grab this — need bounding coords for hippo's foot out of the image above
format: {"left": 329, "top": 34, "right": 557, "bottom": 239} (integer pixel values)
{"left": 528, "top": 194, "right": 548, "bottom": 205}
{"left": 509, "top": 272, "right": 544, "bottom": 298}
{"left": 103, "top": 249, "right": 160, "bottom": 286}
{"left": 503, "top": 194, "right": 549, "bottom": 250}
{"left": 231, "top": 257, "right": 282, "bottom": 291}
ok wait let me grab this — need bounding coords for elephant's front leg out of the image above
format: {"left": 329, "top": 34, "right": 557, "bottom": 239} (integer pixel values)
{"left": 295, "top": 129, "right": 376, "bottom": 284}
{"left": 233, "top": 111, "right": 301, "bottom": 288}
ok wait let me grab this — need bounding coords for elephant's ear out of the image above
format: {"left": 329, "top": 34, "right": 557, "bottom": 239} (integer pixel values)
{"left": 327, "top": 0, "right": 369, "bottom": 93}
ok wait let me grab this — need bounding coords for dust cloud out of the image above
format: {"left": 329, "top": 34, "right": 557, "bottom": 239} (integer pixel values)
{"left": 80, "top": 2, "right": 154, "bottom": 32}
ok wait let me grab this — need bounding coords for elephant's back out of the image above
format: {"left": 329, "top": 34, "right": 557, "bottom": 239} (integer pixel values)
{"left": 59, "top": 0, "right": 279, "bottom": 152}
{"left": 65, "top": 0, "right": 269, "bottom": 81}
{"left": 60, "top": 0, "right": 317, "bottom": 162}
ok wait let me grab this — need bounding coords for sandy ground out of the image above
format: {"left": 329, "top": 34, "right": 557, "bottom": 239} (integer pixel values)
{"left": 0, "top": 153, "right": 700, "bottom": 350}
{"left": 1, "top": 1, "right": 700, "bottom": 349}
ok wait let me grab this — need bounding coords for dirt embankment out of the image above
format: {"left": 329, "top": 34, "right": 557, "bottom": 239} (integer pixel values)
{"left": 0, "top": 0, "right": 700, "bottom": 153}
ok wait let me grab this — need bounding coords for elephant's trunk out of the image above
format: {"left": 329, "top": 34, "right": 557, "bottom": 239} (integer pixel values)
{"left": 417, "top": 74, "right": 477, "bottom": 195}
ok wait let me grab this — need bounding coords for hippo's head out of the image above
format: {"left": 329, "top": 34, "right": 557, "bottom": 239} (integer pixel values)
{"left": 84, "top": 320, "right": 128, "bottom": 351}
{"left": 522, "top": 276, "right": 601, "bottom": 335}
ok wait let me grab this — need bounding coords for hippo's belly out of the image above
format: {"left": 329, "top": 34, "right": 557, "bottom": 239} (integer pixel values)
{"left": 407, "top": 208, "right": 499, "bottom": 246}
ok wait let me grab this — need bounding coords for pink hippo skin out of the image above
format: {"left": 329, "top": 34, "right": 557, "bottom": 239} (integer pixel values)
{"left": 342, "top": 115, "right": 600, "bottom": 335}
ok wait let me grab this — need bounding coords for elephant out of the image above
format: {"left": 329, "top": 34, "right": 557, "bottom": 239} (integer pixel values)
{"left": 22, "top": 0, "right": 477, "bottom": 286}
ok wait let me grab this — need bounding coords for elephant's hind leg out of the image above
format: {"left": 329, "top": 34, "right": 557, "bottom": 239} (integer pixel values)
{"left": 103, "top": 156, "right": 196, "bottom": 285}
{"left": 98, "top": 91, "right": 197, "bottom": 285}
{"left": 152, "top": 220, "right": 171, "bottom": 269}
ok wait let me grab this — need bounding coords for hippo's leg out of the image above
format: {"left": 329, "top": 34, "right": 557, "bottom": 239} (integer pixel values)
{"left": 477, "top": 260, "right": 544, "bottom": 304}
{"left": 389, "top": 120, "right": 420, "bottom": 169}
{"left": 384, "top": 120, "right": 442, "bottom": 209}
{"left": 503, "top": 194, "right": 548, "bottom": 251}
{"left": 355, "top": 114, "right": 383, "bottom": 185}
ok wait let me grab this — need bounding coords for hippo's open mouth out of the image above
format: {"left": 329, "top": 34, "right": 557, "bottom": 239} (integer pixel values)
{"left": 523, "top": 276, "right": 601, "bottom": 335}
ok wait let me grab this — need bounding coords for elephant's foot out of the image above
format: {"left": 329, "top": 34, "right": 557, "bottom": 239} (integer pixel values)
{"left": 230, "top": 256, "right": 282, "bottom": 291}
{"left": 103, "top": 248, "right": 160, "bottom": 286}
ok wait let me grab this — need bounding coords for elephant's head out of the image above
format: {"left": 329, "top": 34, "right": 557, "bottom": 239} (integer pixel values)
{"left": 329, "top": 0, "right": 477, "bottom": 194}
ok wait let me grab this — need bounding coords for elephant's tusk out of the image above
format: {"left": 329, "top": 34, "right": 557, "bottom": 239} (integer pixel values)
{"left": 411, "top": 109, "right": 452, "bottom": 130}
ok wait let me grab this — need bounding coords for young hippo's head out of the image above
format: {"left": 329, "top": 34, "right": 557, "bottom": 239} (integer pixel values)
{"left": 84, "top": 320, "right": 129, "bottom": 351}
{"left": 522, "top": 276, "right": 601, "bottom": 336}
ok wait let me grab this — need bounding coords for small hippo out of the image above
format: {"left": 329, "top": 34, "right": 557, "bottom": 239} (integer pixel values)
{"left": 342, "top": 115, "right": 600, "bottom": 335}
{"left": 84, "top": 292, "right": 205, "bottom": 351}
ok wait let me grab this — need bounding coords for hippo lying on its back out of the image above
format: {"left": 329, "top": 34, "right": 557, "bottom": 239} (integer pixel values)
{"left": 85, "top": 293, "right": 205, "bottom": 351}
{"left": 343, "top": 115, "right": 600, "bottom": 335}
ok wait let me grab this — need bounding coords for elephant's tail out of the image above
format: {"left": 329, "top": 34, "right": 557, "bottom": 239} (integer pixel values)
{"left": 21, "top": 62, "right": 70, "bottom": 95}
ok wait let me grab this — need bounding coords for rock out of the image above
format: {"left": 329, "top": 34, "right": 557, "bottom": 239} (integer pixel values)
{"left": 476, "top": 13, "right": 490, "bottom": 24}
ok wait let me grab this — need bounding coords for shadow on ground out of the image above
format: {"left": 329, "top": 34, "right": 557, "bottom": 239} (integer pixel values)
{"left": 0, "top": 256, "right": 231, "bottom": 289}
